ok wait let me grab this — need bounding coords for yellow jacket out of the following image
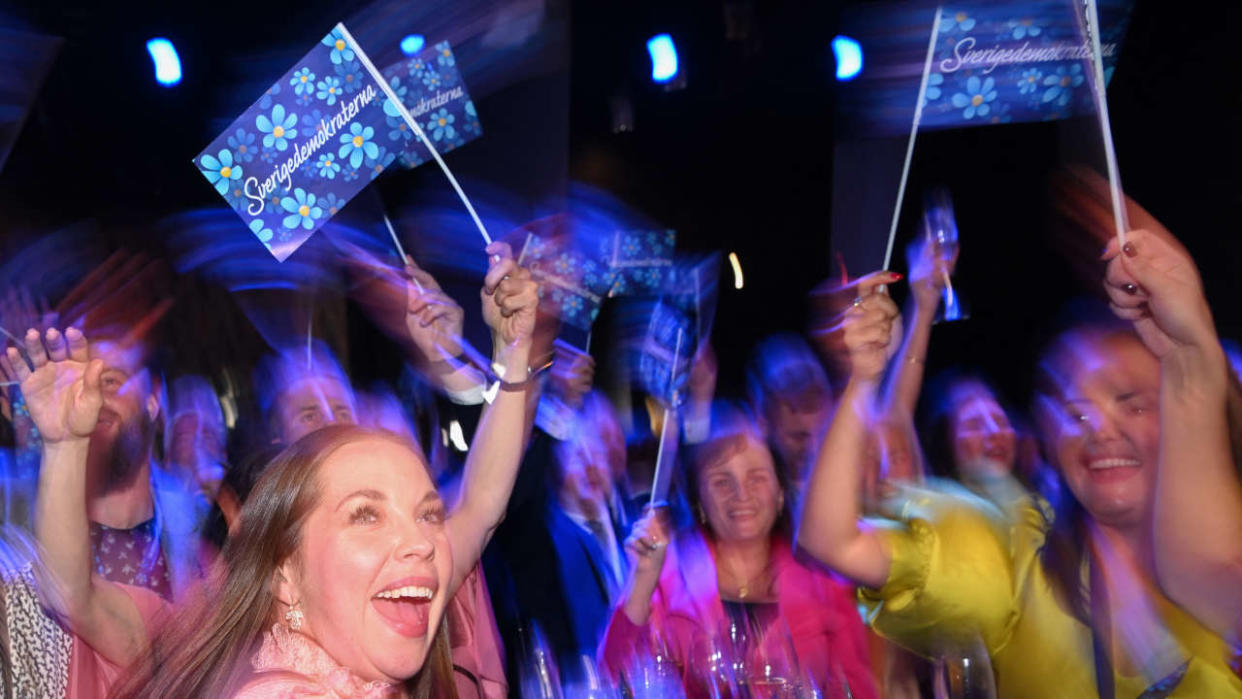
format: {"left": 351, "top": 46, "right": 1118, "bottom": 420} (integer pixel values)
{"left": 859, "top": 487, "right": 1242, "bottom": 698}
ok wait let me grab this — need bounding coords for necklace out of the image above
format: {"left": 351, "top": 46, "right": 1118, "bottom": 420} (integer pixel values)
{"left": 720, "top": 556, "right": 770, "bottom": 601}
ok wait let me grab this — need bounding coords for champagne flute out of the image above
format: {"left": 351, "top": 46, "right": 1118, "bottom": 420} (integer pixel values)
{"left": 922, "top": 188, "right": 963, "bottom": 323}
{"left": 517, "top": 623, "right": 564, "bottom": 699}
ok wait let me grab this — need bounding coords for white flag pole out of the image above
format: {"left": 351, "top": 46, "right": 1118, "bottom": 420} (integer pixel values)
{"left": 882, "top": 6, "right": 943, "bottom": 271}
{"left": 337, "top": 23, "right": 493, "bottom": 246}
{"left": 1081, "top": 0, "right": 1128, "bottom": 248}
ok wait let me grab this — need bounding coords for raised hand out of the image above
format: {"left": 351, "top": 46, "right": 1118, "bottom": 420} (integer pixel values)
{"left": 481, "top": 242, "right": 539, "bottom": 350}
{"left": 404, "top": 257, "right": 466, "bottom": 361}
{"left": 1102, "top": 228, "right": 1216, "bottom": 361}
{"left": 906, "top": 234, "right": 956, "bottom": 310}
{"left": 624, "top": 508, "right": 670, "bottom": 588}
{"left": 839, "top": 272, "right": 901, "bottom": 382}
{"left": 548, "top": 341, "right": 596, "bottom": 408}
{"left": 6, "top": 328, "right": 103, "bottom": 444}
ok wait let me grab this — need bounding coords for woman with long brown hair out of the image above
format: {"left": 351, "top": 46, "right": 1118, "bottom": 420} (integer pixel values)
{"left": 11, "top": 243, "right": 539, "bottom": 697}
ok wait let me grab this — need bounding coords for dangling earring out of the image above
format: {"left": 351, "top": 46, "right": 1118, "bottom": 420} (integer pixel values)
{"left": 285, "top": 601, "right": 304, "bottom": 631}
{"left": 697, "top": 506, "right": 707, "bottom": 525}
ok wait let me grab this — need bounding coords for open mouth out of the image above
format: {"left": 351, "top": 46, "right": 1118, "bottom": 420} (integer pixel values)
{"left": 1086, "top": 457, "right": 1140, "bottom": 471}
{"left": 1083, "top": 456, "right": 1142, "bottom": 483}
{"left": 371, "top": 579, "right": 436, "bottom": 638}
{"left": 984, "top": 446, "right": 1010, "bottom": 460}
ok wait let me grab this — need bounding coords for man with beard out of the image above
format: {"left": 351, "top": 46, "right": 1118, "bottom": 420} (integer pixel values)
{"left": 1, "top": 331, "right": 204, "bottom": 603}
{"left": 78, "top": 335, "right": 203, "bottom": 602}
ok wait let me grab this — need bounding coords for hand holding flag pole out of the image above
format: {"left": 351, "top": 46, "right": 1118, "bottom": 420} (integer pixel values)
{"left": 648, "top": 327, "right": 685, "bottom": 510}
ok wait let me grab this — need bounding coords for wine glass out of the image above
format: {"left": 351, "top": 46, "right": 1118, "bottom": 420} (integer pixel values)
{"left": 745, "top": 618, "right": 809, "bottom": 698}
{"left": 922, "top": 188, "right": 963, "bottom": 323}
{"left": 516, "top": 623, "right": 564, "bottom": 699}
{"left": 932, "top": 633, "right": 997, "bottom": 699}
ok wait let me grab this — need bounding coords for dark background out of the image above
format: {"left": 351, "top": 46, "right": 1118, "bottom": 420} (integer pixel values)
{"left": 0, "top": 0, "right": 1238, "bottom": 412}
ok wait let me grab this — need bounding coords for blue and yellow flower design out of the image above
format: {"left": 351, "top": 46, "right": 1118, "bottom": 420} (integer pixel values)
{"left": 320, "top": 192, "right": 344, "bottom": 216}
{"left": 316, "top": 153, "right": 340, "bottom": 179}
{"left": 227, "top": 128, "right": 255, "bottom": 163}
{"left": 335, "top": 60, "right": 363, "bottom": 94}
{"left": 1041, "top": 64, "right": 1083, "bottom": 107}
{"left": 249, "top": 219, "right": 274, "bottom": 246}
{"left": 951, "top": 75, "right": 997, "bottom": 119}
{"left": 1008, "top": 17, "right": 1043, "bottom": 40}
{"left": 257, "top": 104, "right": 298, "bottom": 151}
{"left": 426, "top": 108, "right": 456, "bottom": 141}
{"left": 280, "top": 188, "right": 324, "bottom": 230}
{"left": 199, "top": 149, "right": 242, "bottom": 195}
{"left": 366, "top": 145, "right": 396, "bottom": 180}
{"left": 321, "top": 29, "right": 355, "bottom": 65}
{"left": 291, "top": 67, "right": 316, "bottom": 95}
{"left": 940, "top": 10, "right": 976, "bottom": 33}
{"left": 338, "top": 123, "right": 378, "bottom": 169}
{"left": 316, "top": 76, "right": 342, "bottom": 105}
{"left": 1018, "top": 68, "right": 1043, "bottom": 95}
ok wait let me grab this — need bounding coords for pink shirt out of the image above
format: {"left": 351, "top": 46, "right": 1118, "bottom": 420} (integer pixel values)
{"left": 67, "top": 583, "right": 169, "bottom": 699}
{"left": 67, "top": 565, "right": 504, "bottom": 698}
{"left": 598, "top": 532, "right": 878, "bottom": 699}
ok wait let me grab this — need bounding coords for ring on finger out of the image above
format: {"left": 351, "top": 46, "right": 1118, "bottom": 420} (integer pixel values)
{"left": 1121, "top": 283, "right": 1138, "bottom": 295}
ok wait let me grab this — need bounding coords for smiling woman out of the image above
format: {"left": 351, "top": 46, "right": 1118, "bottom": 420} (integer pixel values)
{"left": 598, "top": 402, "right": 879, "bottom": 697}
{"left": 17, "top": 245, "right": 539, "bottom": 698}
{"left": 115, "top": 426, "right": 459, "bottom": 698}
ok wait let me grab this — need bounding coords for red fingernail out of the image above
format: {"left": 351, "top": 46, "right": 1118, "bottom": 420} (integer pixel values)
{"left": 890, "top": 273, "right": 903, "bottom": 281}
{"left": 1123, "top": 242, "right": 1137, "bottom": 257}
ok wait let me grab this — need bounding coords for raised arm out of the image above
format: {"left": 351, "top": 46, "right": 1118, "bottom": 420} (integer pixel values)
{"left": 883, "top": 236, "right": 954, "bottom": 417}
{"left": 7, "top": 328, "right": 150, "bottom": 667}
{"left": 1103, "top": 224, "right": 1242, "bottom": 642}
{"left": 402, "top": 256, "right": 490, "bottom": 397}
{"left": 446, "top": 243, "right": 539, "bottom": 591}
{"left": 797, "top": 272, "right": 901, "bottom": 589}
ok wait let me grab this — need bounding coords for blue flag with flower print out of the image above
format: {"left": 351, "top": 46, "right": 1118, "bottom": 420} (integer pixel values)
{"left": 605, "top": 229, "right": 676, "bottom": 297}
{"left": 837, "top": 0, "right": 1132, "bottom": 136}
{"left": 516, "top": 220, "right": 617, "bottom": 332}
{"left": 194, "top": 25, "right": 397, "bottom": 261}
{"left": 379, "top": 42, "right": 482, "bottom": 170}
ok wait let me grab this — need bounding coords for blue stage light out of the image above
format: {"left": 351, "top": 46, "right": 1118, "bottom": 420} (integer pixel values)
{"left": 647, "top": 34, "right": 679, "bottom": 84}
{"left": 146, "top": 38, "right": 181, "bottom": 87}
{"left": 400, "top": 34, "right": 426, "bottom": 56}
{"left": 831, "top": 35, "right": 862, "bottom": 81}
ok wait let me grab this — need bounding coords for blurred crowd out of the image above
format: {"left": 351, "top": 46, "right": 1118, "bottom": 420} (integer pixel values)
{"left": 0, "top": 169, "right": 1240, "bottom": 699}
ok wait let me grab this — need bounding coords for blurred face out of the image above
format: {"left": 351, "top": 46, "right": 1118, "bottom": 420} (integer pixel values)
{"left": 275, "top": 376, "right": 356, "bottom": 444}
{"left": 766, "top": 393, "right": 832, "bottom": 479}
{"left": 557, "top": 433, "right": 613, "bottom": 519}
{"left": 1048, "top": 335, "right": 1160, "bottom": 529}
{"left": 697, "top": 435, "right": 784, "bottom": 544}
{"left": 87, "top": 342, "right": 154, "bottom": 484}
{"left": 169, "top": 411, "right": 227, "bottom": 492}
{"left": 950, "top": 390, "right": 1017, "bottom": 482}
{"left": 595, "top": 405, "right": 627, "bottom": 485}
{"left": 283, "top": 438, "right": 453, "bottom": 684}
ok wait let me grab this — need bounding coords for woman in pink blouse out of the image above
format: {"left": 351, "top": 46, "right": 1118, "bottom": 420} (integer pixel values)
{"left": 15, "top": 244, "right": 537, "bottom": 698}
{"left": 598, "top": 404, "right": 878, "bottom": 698}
